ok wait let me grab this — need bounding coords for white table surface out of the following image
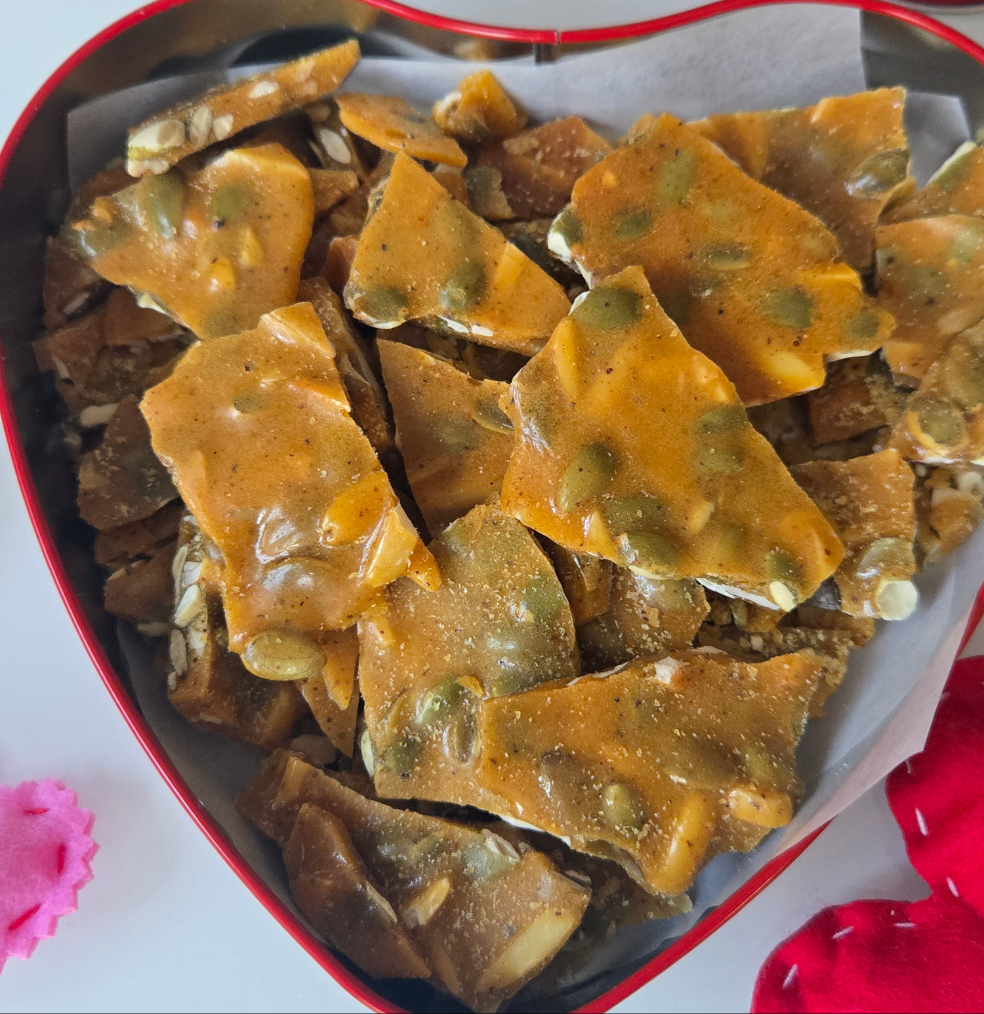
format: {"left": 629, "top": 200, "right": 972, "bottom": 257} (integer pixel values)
{"left": 3, "top": 2, "right": 984, "bottom": 1011}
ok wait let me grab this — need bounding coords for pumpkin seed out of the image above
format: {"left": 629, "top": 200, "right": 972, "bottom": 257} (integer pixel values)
{"left": 242, "top": 629, "right": 326, "bottom": 681}
{"left": 463, "top": 839, "right": 515, "bottom": 881}
{"left": 916, "top": 397, "right": 965, "bottom": 446}
{"left": 519, "top": 393, "right": 557, "bottom": 449}
{"left": 574, "top": 286, "right": 642, "bottom": 330}
{"left": 715, "top": 521, "right": 747, "bottom": 557}
{"left": 902, "top": 265, "right": 946, "bottom": 303}
{"left": 696, "top": 404, "right": 748, "bottom": 434}
{"left": 551, "top": 205, "right": 583, "bottom": 248}
{"left": 612, "top": 208, "right": 652, "bottom": 241}
{"left": 845, "top": 307, "right": 882, "bottom": 341}
{"left": 444, "top": 709, "right": 479, "bottom": 764}
{"left": 473, "top": 398, "right": 513, "bottom": 434}
{"left": 694, "top": 443, "right": 743, "bottom": 474}
{"left": 352, "top": 285, "right": 409, "bottom": 326}
{"left": 433, "top": 417, "right": 477, "bottom": 453}
{"left": 767, "top": 549, "right": 802, "bottom": 587}
{"left": 440, "top": 260, "right": 486, "bottom": 314}
{"left": 854, "top": 537, "right": 914, "bottom": 580}
{"left": 701, "top": 241, "right": 751, "bottom": 271}
{"left": 416, "top": 678, "right": 469, "bottom": 728}
{"left": 942, "top": 349, "right": 984, "bottom": 408}
{"left": 558, "top": 443, "right": 617, "bottom": 511}
{"left": 603, "top": 493, "right": 665, "bottom": 535}
{"left": 662, "top": 740, "right": 737, "bottom": 789}
{"left": 521, "top": 572, "right": 567, "bottom": 624}
{"left": 211, "top": 184, "right": 251, "bottom": 226}
{"left": 381, "top": 735, "right": 423, "bottom": 777}
{"left": 760, "top": 287, "right": 813, "bottom": 330}
{"left": 847, "top": 148, "right": 909, "bottom": 196}
{"left": 660, "top": 148, "right": 697, "bottom": 205}
{"left": 601, "top": 782, "right": 647, "bottom": 833}
{"left": 74, "top": 219, "right": 129, "bottom": 260}
{"left": 142, "top": 172, "right": 185, "bottom": 239}
{"left": 935, "top": 145, "right": 973, "bottom": 193}
{"left": 619, "top": 531, "right": 679, "bottom": 571}
{"left": 950, "top": 221, "right": 984, "bottom": 266}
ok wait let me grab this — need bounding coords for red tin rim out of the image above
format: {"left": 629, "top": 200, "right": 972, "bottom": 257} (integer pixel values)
{"left": 2, "top": 2, "right": 983, "bottom": 1012}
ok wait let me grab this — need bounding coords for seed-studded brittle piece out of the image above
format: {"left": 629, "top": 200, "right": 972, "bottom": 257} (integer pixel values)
{"left": 335, "top": 93, "right": 467, "bottom": 168}
{"left": 308, "top": 168, "right": 359, "bottom": 213}
{"left": 783, "top": 604, "right": 876, "bottom": 646}
{"left": 323, "top": 233, "right": 359, "bottom": 291}
{"left": 578, "top": 570, "right": 709, "bottom": 672}
{"left": 889, "top": 320, "right": 984, "bottom": 466}
{"left": 807, "top": 354, "right": 906, "bottom": 444}
{"left": 478, "top": 117, "right": 612, "bottom": 219}
{"left": 141, "top": 303, "right": 438, "bottom": 675}
{"left": 692, "top": 88, "right": 911, "bottom": 272}
{"left": 543, "top": 542, "right": 613, "bottom": 627}
{"left": 344, "top": 153, "right": 570, "bottom": 355}
{"left": 475, "top": 649, "right": 822, "bottom": 896}
{"left": 550, "top": 114, "right": 893, "bottom": 404}
{"left": 432, "top": 69, "right": 527, "bottom": 145}
{"left": 791, "top": 449, "right": 918, "bottom": 619}
{"left": 924, "top": 470, "right": 984, "bottom": 558}
{"left": 876, "top": 215, "right": 984, "bottom": 384}
{"left": 378, "top": 341, "right": 514, "bottom": 532}
{"left": 884, "top": 142, "right": 984, "bottom": 222}
{"left": 42, "top": 236, "right": 110, "bottom": 330}
{"left": 77, "top": 396, "right": 178, "bottom": 531}
{"left": 358, "top": 503, "right": 580, "bottom": 809}
{"left": 66, "top": 144, "right": 314, "bottom": 341}
{"left": 500, "top": 266, "right": 845, "bottom": 613}
{"left": 239, "top": 751, "right": 590, "bottom": 1011}
{"left": 94, "top": 499, "right": 183, "bottom": 569}
{"left": 298, "top": 643, "right": 360, "bottom": 756}
{"left": 125, "top": 40, "right": 360, "bottom": 175}
{"left": 103, "top": 538, "right": 177, "bottom": 634}
{"left": 298, "top": 276, "right": 394, "bottom": 455}
{"left": 498, "top": 219, "right": 583, "bottom": 290}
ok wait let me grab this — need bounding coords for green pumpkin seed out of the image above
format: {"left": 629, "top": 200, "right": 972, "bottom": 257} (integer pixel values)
{"left": 434, "top": 417, "right": 477, "bottom": 454}
{"left": 612, "top": 208, "right": 652, "bottom": 241}
{"left": 950, "top": 221, "right": 984, "bottom": 266}
{"left": 551, "top": 205, "right": 583, "bottom": 248}
{"left": 697, "top": 404, "right": 748, "bottom": 434}
{"left": 521, "top": 572, "right": 567, "bottom": 624}
{"left": 845, "top": 308, "right": 882, "bottom": 341}
{"left": 463, "top": 839, "right": 515, "bottom": 881}
{"left": 660, "top": 148, "right": 697, "bottom": 205}
{"left": 661, "top": 740, "right": 737, "bottom": 789}
{"left": 72, "top": 219, "right": 129, "bottom": 260}
{"left": 242, "top": 629, "right": 326, "bottom": 681}
{"left": 916, "top": 398, "right": 965, "bottom": 446}
{"left": 935, "top": 146, "right": 974, "bottom": 193}
{"left": 660, "top": 289, "right": 692, "bottom": 327}
{"left": 518, "top": 393, "right": 557, "bottom": 449}
{"left": 619, "top": 531, "right": 679, "bottom": 571}
{"left": 601, "top": 782, "right": 647, "bottom": 833}
{"left": 381, "top": 735, "right": 423, "bottom": 777}
{"left": 352, "top": 285, "right": 409, "bottom": 326}
{"left": 603, "top": 493, "right": 665, "bottom": 536}
{"left": 444, "top": 709, "right": 479, "bottom": 764}
{"left": 854, "top": 537, "right": 914, "bottom": 580}
{"left": 211, "top": 184, "right": 251, "bottom": 225}
{"left": 574, "top": 286, "right": 642, "bottom": 330}
{"left": 902, "top": 265, "right": 946, "bottom": 304}
{"left": 141, "top": 172, "right": 185, "bottom": 239}
{"left": 472, "top": 398, "right": 513, "bottom": 434}
{"left": 942, "top": 349, "right": 984, "bottom": 408}
{"left": 440, "top": 260, "right": 486, "bottom": 314}
{"left": 847, "top": 148, "right": 909, "bottom": 196}
{"left": 416, "top": 679, "right": 469, "bottom": 728}
{"left": 760, "top": 287, "right": 813, "bottom": 330}
{"left": 767, "top": 549, "right": 802, "bottom": 587}
{"left": 558, "top": 442, "right": 618, "bottom": 511}
{"left": 694, "top": 443, "right": 743, "bottom": 474}
{"left": 701, "top": 242, "right": 752, "bottom": 271}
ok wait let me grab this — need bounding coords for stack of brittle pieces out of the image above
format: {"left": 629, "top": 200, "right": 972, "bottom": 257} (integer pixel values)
{"left": 33, "top": 41, "right": 984, "bottom": 1010}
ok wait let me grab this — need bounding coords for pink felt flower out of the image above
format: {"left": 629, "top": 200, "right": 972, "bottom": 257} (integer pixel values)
{"left": 0, "top": 779, "right": 97, "bottom": 971}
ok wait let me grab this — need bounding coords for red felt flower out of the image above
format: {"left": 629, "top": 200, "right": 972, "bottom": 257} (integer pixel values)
{"left": 752, "top": 657, "right": 984, "bottom": 1014}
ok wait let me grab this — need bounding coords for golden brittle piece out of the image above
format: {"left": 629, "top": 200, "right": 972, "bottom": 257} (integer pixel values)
{"left": 578, "top": 570, "right": 709, "bottom": 672}
{"left": 807, "top": 354, "right": 906, "bottom": 444}
{"left": 125, "top": 41, "right": 361, "bottom": 175}
{"left": 239, "top": 751, "right": 590, "bottom": 1012}
{"left": 543, "top": 542, "right": 613, "bottom": 627}
{"left": 335, "top": 93, "right": 467, "bottom": 168}
{"left": 344, "top": 153, "right": 570, "bottom": 355}
{"left": 889, "top": 320, "right": 984, "bottom": 466}
{"left": 791, "top": 449, "right": 917, "bottom": 620}
{"left": 432, "top": 69, "right": 527, "bottom": 145}
{"left": 550, "top": 114, "right": 893, "bottom": 404}
{"left": 475, "top": 649, "right": 822, "bottom": 896}
{"left": 298, "top": 644, "right": 360, "bottom": 757}
{"left": 103, "top": 538, "right": 177, "bottom": 634}
{"left": 783, "top": 604, "right": 876, "bottom": 646}
{"left": 42, "top": 236, "right": 109, "bottom": 330}
{"left": 378, "top": 341, "right": 514, "bottom": 533}
{"left": 141, "top": 303, "right": 437, "bottom": 672}
{"left": 692, "top": 88, "right": 910, "bottom": 271}
{"left": 500, "top": 266, "right": 845, "bottom": 613}
{"left": 358, "top": 503, "right": 580, "bottom": 809}
{"left": 66, "top": 144, "right": 314, "bottom": 341}
{"left": 884, "top": 142, "right": 984, "bottom": 222}
{"left": 875, "top": 215, "right": 984, "bottom": 383}
{"left": 309, "top": 167, "right": 359, "bottom": 213}
{"left": 478, "top": 117, "right": 612, "bottom": 219}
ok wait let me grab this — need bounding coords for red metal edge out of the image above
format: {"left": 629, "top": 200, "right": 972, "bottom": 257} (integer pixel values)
{"left": 1, "top": 2, "right": 984, "bottom": 1013}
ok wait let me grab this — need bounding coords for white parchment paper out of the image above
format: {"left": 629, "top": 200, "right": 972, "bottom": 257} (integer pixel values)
{"left": 71, "top": 4, "right": 984, "bottom": 1008}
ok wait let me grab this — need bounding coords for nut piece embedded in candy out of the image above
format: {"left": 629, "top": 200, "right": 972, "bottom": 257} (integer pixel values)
{"left": 499, "top": 265, "right": 845, "bottom": 612}
{"left": 140, "top": 302, "right": 437, "bottom": 667}
{"left": 378, "top": 340, "right": 514, "bottom": 533}
{"left": 238, "top": 751, "right": 590, "bottom": 1012}
{"left": 543, "top": 541, "right": 614, "bottom": 627}
{"left": 431, "top": 69, "right": 527, "bottom": 145}
{"left": 475, "top": 649, "right": 822, "bottom": 896}
{"left": 344, "top": 152, "right": 570, "bottom": 356}
{"left": 358, "top": 502, "right": 580, "bottom": 810}
{"left": 692, "top": 88, "right": 911, "bottom": 272}
{"left": 551, "top": 113, "right": 894, "bottom": 404}
{"left": 125, "top": 41, "right": 360, "bottom": 175}
{"left": 65, "top": 144, "right": 315, "bottom": 341}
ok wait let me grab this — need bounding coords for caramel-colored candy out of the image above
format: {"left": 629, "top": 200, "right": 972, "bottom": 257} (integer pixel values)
{"left": 125, "top": 41, "right": 360, "bottom": 175}
{"left": 884, "top": 143, "right": 984, "bottom": 222}
{"left": 889, "top": 320, "right": 984, "bottom": 466}
{"left": 239, "top": 751, "right": 590, "bottom": 1011}
{"left": 807, "top": 354, "right": 905, "bottom": 444}
{"left": 578, "top": 570, "right": 709, "bottom": 671}
{"left": 344, "top": 153, "right": 570, "bottom": 355}
{"left": 42, "top": 236, "right": 109, "bottom": 330}
{"left": 309, "top": 168, "right": 359, "bottom": 213}
{"left": 378, "top": 341, "right": 513, "bottom": 533}
{"left": 876, "top": 215, "right": 984, "bottom": 384}
{"left": 298, "top": 666, "right": 360, "bottom": 757}
{"left": 543, "top": 542, "right": 613, "bottom": 626}
{"left": 500, "top": 266, "right": 844, "bottom": 613}
{"left": 335, "top": 93, "right": 467, "bottom": 168}
{"left": 298, "top": 276, "right": 394, "bottom": 455}
{"left": 66, "top": 144, "right": 314, "bottom": 341}
{"left": 94, "top": 500, "right": 183, "bottom": 569}
{"left": 77, "top": 396, "right": 177, "bottom": 531}
{"left": 141, "top": 303, "right": 437, "bottom": 666}
{"left": 358, "top": 503, "right": 580, "bottom": 809}
{"left": 792, "top": 450, "right": 917, "bottom": 620}
{"left": 551, "top": 114, "right": 893, "bottom": 404}
{"left": 497, "top": 218, "right": 582, "bottom": 289}
{"left": 928, "top": 483, "right": 984, "bottom": 556}
{"left": 783, "top": 604, "right": 876, "bottom": 647}
{"left": 475, "top": 649, "right": 822, "bottom": 896}
{"left": 323, "top": 233, "right": 359, "bottom": 292}
{"left": 432, "top": 69, "right": 527, "bottom": 145}
{"left": 478, "top": 117, "right": 611, "bottom": 220}
{"left": 692, "top": 88, "right": 910, "bottom": 271}
{"left": 103, "top": 539, "right": 177, "bottom": 634}
{"left": 306, "top": 100, "right": 372, "bottom": 179}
